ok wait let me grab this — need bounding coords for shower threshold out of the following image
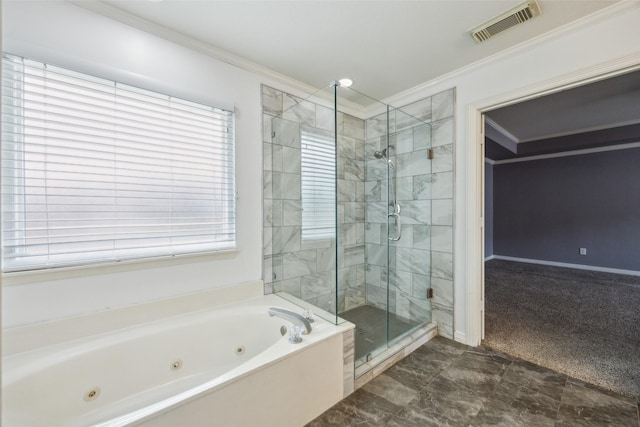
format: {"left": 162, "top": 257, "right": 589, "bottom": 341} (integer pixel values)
{"left": 349, "top": 319, "right": 437, "bottom": 389}
{"left": 339, "top": 304, "right": 427, "bottom": 364}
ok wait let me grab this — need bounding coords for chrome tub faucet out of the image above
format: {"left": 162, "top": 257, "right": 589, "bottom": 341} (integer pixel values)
{"left": 267, "top": 307, "right": 312, "bottom": 343}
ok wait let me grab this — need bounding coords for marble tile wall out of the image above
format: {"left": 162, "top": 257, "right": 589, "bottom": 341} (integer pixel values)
{"left": 364, "top": 88, "right": 455, "bottom": 338}
{"left": 263, "top": 84, "right": 455, "bottom": 339}
{"left": 262, "top": 85, "right": 366, "bottom": 315}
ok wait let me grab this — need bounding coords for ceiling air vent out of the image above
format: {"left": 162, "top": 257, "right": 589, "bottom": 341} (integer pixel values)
{"left": 471, "top": 1, "right": 542, "bottom": 43}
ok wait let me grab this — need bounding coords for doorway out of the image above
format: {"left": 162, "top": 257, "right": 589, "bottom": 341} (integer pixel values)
{"left": 478, "top": 67, "right": 640, "bottom": 398}
{"left": 467, "top": 57, "right": 640, "bottom": 345}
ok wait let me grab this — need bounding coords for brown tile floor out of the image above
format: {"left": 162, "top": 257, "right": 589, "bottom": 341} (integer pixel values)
{"left": 308, "top": 337, "right": 640, "bottom": 426}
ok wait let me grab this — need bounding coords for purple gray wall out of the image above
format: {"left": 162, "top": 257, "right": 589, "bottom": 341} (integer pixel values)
{"left": 484, "top": 162, "right": 493, "bottom": 258}
{"left": 493, "top": 147, "right": 640, "bottom": 271}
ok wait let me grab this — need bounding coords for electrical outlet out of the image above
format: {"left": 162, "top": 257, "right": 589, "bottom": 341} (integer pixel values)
{"left": 579, "top": 248, "right": 587, "bottom": 255}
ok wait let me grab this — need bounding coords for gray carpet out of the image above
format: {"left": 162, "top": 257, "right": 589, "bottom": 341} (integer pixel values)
{"left": 483, "top": 259, "right": 640, "bottom": 399}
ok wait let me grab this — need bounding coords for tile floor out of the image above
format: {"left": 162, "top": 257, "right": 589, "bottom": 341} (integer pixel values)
{"left": 308, "top": 337, "right": 640, "bottom": 426}
{"left": 484, "top": 259, "right": 640, "bottom": 398}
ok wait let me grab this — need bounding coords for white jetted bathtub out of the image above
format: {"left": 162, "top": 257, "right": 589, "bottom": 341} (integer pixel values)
{"left": 3, "top": 293, "right": 353, "bottom": 427}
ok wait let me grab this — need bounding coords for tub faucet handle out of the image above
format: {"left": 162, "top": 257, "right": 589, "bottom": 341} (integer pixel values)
{"left": 289, "top": 325, "right": 303, "bottom": 344}
{"left": 303, "top": 309, "right": 315, "bottom": 323}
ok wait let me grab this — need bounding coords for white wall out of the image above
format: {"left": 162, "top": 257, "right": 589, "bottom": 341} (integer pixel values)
{"left": 1, "top": 1, "right": 271, "bottom": 328}
{"left": 4, "top": 1, "right": 640, "bottom": 344}
{"left": 384, "top": 2, "right": 640, "bottom": 345}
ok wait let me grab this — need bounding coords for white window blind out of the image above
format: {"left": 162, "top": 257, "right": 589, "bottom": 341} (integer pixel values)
{"left": 1, "top": 53, "right": 236, "bottom": 272}
{"left": 301, "top": 130, "right": 336, "bottom": 240}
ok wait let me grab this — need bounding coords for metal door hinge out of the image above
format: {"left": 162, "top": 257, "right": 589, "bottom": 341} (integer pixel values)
{"left": 427, "top": 288, "right": 434, "bottom": 299}
{"left": 427, "top": 149, "right": 434, "bottom": 160}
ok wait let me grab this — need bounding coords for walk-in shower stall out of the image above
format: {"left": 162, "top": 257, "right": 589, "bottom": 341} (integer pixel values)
{"left": 264, "top": 81, "right": 435, "bottom": 369}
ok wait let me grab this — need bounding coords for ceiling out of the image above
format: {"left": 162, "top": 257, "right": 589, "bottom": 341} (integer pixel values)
{"left": 75, "top": 0, "right": 637, "bottom": 156}
{"left": 485, "top": 68, "right": 640, "bottom": 160}
{"left": 87, "top": 0, "right": 619, "bottom": 106}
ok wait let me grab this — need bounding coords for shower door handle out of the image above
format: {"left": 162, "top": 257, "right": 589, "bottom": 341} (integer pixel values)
{"left": 388, "top": 212, "right": 401, "bottom": 241}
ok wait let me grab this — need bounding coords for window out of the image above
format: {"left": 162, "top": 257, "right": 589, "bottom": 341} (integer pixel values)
{"left": 1, "top": 53, "right": 235, "bottom": 272}
{"left": 300, "top": 130, "right": 336, "bottom": 240}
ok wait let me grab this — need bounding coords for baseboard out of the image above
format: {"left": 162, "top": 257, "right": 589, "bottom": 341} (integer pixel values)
{"left": 453, "top": 331, "right": 468, "bottom": 345}
{"left": 484, "top": 255, "right": 495, "bottom": 261}
{"left": 491, "top": 255, "right": 640, "bottom": 277}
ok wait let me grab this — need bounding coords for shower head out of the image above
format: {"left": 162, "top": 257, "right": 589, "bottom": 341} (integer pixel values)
{"left": 373, "top": 148, "right": 395, "bottom": 169}
{"left": 373, "top": 148, "right": 387, "bottom": 159}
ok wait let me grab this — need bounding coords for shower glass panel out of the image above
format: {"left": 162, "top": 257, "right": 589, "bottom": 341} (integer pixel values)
{"left": 268, "top": 83, "right": 432, "bottom": 368}
{"left": 269, "top": 113, "right": 340, "bottom": 325}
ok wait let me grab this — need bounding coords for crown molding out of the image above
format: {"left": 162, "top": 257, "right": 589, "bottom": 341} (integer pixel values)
{"left": 68, "top": 0, "right": 638, "bottom": 121}
{"left": 484, "top": 117, "right": 519, "bottom": 143}
{"left": 517, "top": 118, "right": 640, "bottom": 144}
{"left": 484, "top": 117, "right": 518, "bottom": 154}
{"left": 491, "top": 141, "right": 640, "bottom": 165}
{"left": 66, "top": 0, "right": 367, "bottom": 118}
{"left": 375, "top": 0, "right": 639, "bottom": 113}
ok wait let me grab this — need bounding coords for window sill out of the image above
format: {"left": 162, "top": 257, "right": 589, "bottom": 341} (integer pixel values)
{"left": 1, "top": 249, "right": 239, "bottom": 286}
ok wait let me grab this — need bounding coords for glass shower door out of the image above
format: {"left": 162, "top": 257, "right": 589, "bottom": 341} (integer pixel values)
{"left": 384, "top": 107, "right": 433, "bottom": 350}
{"left": 340, "top": 94, "right": 433, "bottom": 367}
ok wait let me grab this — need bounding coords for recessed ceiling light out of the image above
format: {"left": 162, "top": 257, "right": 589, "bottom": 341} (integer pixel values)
{"left": 338, "top": 78, "right": 353, "bottom": 88}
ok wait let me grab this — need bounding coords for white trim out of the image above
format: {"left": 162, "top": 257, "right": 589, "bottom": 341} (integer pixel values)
{"left": 484, "top": 117, "right": 519, "bottom": 154}
{"left": 453, "top": 331, "right": 468, "bottom": 345}
{"left": 486, "top": 116, "right": 640, "bottom": 148}
{"left": 484, "top": 116, "right": 520, "bottom": 144}
{"left": 466, "top": 106, "right": 484, "bottom": 346}
{"left": 484, "top": 158, "right": 496, "bottom": 165}
{"left": 517, "top": 118, "right": 640, "bottom": 144}
{"left": 474, "top": 54, "right": 640, "bottom": 115}
{"left": 484, "top": 255, "right": 495, "bottom": 262}
{"left": 491, "top": 141, "right": 640, "bottom": 165}
{"left": 1, "top": 4, "right": 4, "bottom": 362}
{"left": 491, "top": 255, "right": 640, "bottom": 277}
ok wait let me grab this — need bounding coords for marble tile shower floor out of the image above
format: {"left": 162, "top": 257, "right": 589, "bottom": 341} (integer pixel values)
{"left": 339, "top": 304, "right": 422, "bottom": 362}
{"left": 308, "top": 337, "right": 640, "bottom": 426}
